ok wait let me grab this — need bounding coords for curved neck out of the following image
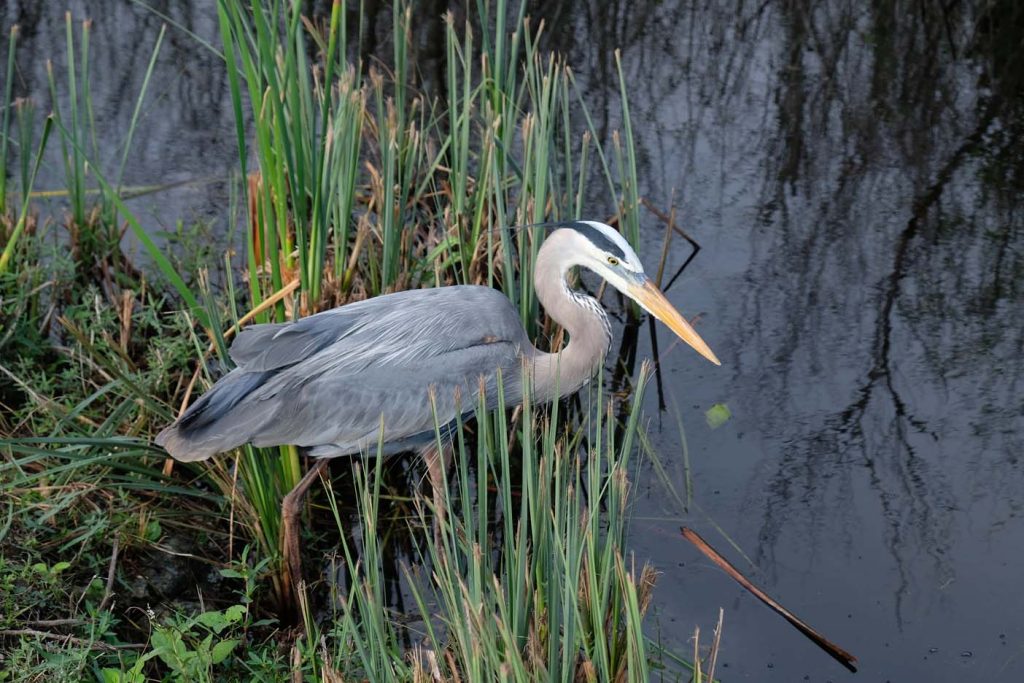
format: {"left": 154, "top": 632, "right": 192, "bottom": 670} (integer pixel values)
{"left": 530, "top": 232, "right": 612, "bottom": 401}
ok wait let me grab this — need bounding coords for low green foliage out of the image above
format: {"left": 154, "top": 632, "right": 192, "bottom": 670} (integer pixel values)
{"left": 147, "top": 605, "right": 246, "bottom": 680}
{"left": 0, "top": 556, "right": 73, "bottom": 628}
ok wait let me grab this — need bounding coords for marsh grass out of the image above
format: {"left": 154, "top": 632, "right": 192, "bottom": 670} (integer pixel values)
{"left": 301, "top": 367, "right": 659, "bottom": 681}
{"left": 0, "top": 25, "right": 18, "bottom": 219}
{"left": 0, "top": 0, "right": 718, "bottom": 679}
{"left": 0, "top": 21, "right": 50, "bottom": 278}
{"left": 205, "top": 0, "right": 655, "bottom": 611}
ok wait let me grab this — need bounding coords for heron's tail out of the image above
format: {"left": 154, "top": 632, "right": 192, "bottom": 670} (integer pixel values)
{"left": 155, "top": 368, "right": 273, "bottom": 461}
{"left": 155, "top": 423, "right": 218, "bottom": 462}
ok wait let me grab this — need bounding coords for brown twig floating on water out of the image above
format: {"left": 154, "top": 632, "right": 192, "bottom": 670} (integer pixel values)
{"left": 680, "top": 526, "right": 858, "bottom": 673}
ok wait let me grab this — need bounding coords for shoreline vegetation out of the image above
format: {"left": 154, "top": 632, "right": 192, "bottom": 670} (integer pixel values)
{"left": 0, "top": 1, "right": 721, "bottom": 680}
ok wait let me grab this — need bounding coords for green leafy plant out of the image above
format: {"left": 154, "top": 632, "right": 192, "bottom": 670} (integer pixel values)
{"left": 148, "top": 604, "right": 246, "bottom": 681}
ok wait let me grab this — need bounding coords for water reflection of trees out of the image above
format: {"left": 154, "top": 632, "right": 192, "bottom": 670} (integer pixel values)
{"left": 1, "top": 2, "right": 236, "bottom": 226}
{"left": 755, "top": 0, "right": 1023, "bottom": 570}
{"left": 561, "top": 0, "right": 1023, "bottom": 614}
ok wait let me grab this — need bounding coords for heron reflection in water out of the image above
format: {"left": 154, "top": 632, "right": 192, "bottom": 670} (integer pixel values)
{"left": 156, "top": 221, "right": 719, "bottom": 589}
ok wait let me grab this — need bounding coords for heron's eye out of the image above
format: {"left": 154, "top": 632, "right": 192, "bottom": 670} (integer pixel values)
{"left": 606, "top": 256, "right": 619, "bottom": 266}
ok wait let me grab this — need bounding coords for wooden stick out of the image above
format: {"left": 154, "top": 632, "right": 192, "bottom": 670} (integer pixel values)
{"left": 21, "top": 619, "right": 83, "bottom": 628}
{"left": 98, "top": 536, "right": 120, "bottom": 612}
{"left": 680, "top": 527, "right": 858, "bottom": 673}
{"left": 0, "top": 628, "right": 144, "bottom": 651}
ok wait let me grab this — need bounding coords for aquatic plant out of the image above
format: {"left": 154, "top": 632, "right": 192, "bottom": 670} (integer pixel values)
{"left": 210, "top": 0, "right": 648, "bottom": 612}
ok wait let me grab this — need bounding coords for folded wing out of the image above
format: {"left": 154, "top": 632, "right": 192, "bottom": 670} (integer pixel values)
{"left": 156, "top": 286, "right": 530, "bottom": 461}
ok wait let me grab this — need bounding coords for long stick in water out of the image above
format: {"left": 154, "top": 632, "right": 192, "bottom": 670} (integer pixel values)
{"left": 680, "top": 526, "right": 858, "bottom": 673}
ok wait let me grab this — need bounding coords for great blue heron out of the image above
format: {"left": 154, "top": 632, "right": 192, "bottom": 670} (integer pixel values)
{"left": 156, "top": 221, "right": 718, "bottom": 592}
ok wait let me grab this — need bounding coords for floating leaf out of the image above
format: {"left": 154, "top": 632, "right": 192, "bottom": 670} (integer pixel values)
{"left": 705, "top": 403, "right": 732, "bottom": 429}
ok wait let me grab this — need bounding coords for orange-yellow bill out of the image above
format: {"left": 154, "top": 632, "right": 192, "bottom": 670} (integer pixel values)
{"left": 629, "top": 279, "right": 721, "bottom": 366}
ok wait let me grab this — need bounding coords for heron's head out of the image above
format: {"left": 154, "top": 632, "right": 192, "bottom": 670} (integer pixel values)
{"left": 553, "top": 220, "right": 721, "bottom": 366}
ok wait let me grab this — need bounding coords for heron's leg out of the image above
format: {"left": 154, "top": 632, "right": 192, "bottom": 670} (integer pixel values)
{"left": 281, "top": 457, "right": 330, "bottom": 597}
{"left": 421, "top": 442, "right": 452, "bottom": 549}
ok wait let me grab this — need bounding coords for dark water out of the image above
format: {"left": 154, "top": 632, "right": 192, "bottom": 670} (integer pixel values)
{"left": 1, "top": 1, "right": 237, "bottom": 241}
{"left": 567, "top": 2, "right": 1024, "bottom": 680}
{"left": 4, "top": 1, "right": 1023, "bottom": 681}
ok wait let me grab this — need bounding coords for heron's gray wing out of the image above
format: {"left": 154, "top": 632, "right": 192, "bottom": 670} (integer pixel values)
{"left": 228, "top": 303, "right": 362, "bottom": 372}
{"left": 242, "top": 286, "right": 529, "bottom": 451}
{"left": 157, "top": 286, "right": 530, "bottom": 460}
{"left": 249, "top": 336, "right": 523, "bottom": 455}
{"left": 229, "top": 286, "right": 522, "bottom": 372}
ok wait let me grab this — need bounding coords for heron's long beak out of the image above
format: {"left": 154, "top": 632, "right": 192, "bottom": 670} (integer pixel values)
{"left": 628, "top": 278, "right": 721, "bottom": 366}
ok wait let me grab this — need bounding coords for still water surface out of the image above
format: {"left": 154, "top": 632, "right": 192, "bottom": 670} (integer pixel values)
{"left": 4, "top": 1, "right": 1022, "bottom": 680}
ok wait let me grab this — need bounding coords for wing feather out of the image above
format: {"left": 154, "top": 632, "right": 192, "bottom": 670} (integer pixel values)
{"left": 158, "top": 286, "right": 531, "bottom": 461}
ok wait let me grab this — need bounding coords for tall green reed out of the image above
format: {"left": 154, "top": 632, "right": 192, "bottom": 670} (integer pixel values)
{"left": 319, "top": 365, "right": 656, "bottom": 681}
{"left": 0, "top": 112, "right": 50, "bottom": 276}
{"left": 218, "top": 0, "right": 360, "bottom": 312}
{"left": 0, "top": 24, "right": 17, "bottom": 218}
{"left": 0, "top": 23, "right": 53, "bottom": 277}
{"left": 46, "top": 14, "right": 92, "bottom": 229}
{"left": 212, "top": 0, "right": 653, "bottom": 612}
{"left": 215, "top": 0, "right": 358, "bottom": 602}
{"left": 216, "top": 0, "right": 645, "bottom": 313}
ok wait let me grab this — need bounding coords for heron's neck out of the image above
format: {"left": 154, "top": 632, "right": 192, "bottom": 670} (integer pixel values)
{"left": 531, "top": 236, "right": 612, "bottom": 401}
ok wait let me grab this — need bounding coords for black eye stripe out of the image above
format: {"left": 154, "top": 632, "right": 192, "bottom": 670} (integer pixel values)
{"left": 554, "top": 221, "right": 627, "bottom": 260}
